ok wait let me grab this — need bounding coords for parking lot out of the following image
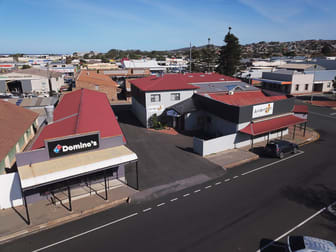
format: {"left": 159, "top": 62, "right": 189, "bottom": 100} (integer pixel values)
{"left": 114, "top": 108, "right": 226, "bottom": 190}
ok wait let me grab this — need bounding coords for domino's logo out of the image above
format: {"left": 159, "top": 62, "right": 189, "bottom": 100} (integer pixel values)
{"left": 53, "top": 144, "right": 62, "bottom": 154}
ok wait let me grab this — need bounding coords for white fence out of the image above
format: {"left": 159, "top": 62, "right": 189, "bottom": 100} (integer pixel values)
{"left": 194, "top": 130, "right": 288, "bottom": 156}
{"left": 0, "top": 173, "right": 23, "bottom": 209}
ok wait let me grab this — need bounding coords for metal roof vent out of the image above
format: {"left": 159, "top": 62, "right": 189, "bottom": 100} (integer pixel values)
{"left": 200, "top": 74, "right": 205, "bottom": 77}
{"left": 220, "top": 78, "right": 225, "bottom": 80}
{"left": 228, "top": 90, "right": 234, "bottom": 95}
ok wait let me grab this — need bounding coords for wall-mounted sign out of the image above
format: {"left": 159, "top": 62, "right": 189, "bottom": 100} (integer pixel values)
{"left": 47, "top": 133, "right": 99, "bottom": 158}
{"left": 252, "top": 102, "right": 274, "bottom": 118}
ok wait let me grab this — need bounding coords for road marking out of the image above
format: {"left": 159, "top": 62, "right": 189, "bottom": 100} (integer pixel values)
{"left": 256, "top": 207, "right": 326, "bottom": 252}
{"left": 157, "top": 203, "right": 165, "bottom": 207}
{"left": 170, "top": 198, "right": 178, "bottom": 202}
{"left": 225, "top": 179, "right": 231, "bottom": 182}
{"left": 215, "top": 182, "right": 222, "bottom": 185}
{"left": 32, "top": 213, "right": 139, "bottom": 252}
{"left": 194, "top": 189, "right": 201, "bottom": 193}
{"left": 183, "top": 193, "right": 190, "bottom": 197}
{"left": 310, "top": 111, "right": 336, "bottom": 119}
{"left": 233, "top": 176, "right": 239, "bottom": 179}
{"left": 330, "top": 112, "right": 336, "bottom": 116}
{"left": 205, "top": 185, "right": 212, "bottom": 189}
{"left": 143, "top": 208, "right": 152, "bottom": 212}
{"left": 242, "top": 151, "right": 304, "bottom": 176}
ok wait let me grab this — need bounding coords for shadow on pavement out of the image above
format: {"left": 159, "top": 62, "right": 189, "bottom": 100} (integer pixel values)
{"left": 281, "top": 184, "right": 336, "bottom": 231}
{"left": 259, "top": 239, "right": 288, "bottom": 252}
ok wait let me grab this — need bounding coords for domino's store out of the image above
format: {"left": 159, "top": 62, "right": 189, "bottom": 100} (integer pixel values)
{"left": 15, "top": 89, "right": 138, "bottom": 224}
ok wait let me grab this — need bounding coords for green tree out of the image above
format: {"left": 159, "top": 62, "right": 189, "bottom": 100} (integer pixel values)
{"left": 216, "top": 27, "right": 241, "bottom": 76}
{"left": 321, "top": 44, "right": 332, "bottom": 56}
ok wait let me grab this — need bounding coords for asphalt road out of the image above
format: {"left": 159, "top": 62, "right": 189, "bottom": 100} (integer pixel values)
{"left": 1, "top": 102, "right": 336, "bottom": 252}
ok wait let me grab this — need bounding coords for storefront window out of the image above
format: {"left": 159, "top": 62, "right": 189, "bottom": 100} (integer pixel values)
{"left": 19, "top": 135, "right": 25, "bottom": 149}
{"left": 150, "top": 94, "right": 161, "bottom": 102}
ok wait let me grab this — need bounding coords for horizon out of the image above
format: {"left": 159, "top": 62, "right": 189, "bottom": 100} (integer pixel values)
{"left": 1, "top": 0, "right": 336, "bottom": 54}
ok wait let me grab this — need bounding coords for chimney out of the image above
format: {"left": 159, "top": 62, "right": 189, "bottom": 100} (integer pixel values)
{"left": 45, "top": 105, "right": 54, "bottom": 123}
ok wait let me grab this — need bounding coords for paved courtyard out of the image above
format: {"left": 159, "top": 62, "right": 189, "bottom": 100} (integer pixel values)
{"left": 114, "top": 108, "right": 226, "bottom": 190}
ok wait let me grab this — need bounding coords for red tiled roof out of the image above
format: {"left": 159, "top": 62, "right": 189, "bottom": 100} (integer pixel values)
{"left": 31, "top": 89, "right": 125, "bottom": 150}
{"left": 240, "top": 115, "right": 307, "bottom": 136}
{"left": 130, "top": 73, "right": 240, "bottom": 92}
{"left": 293, "top": 105, "right": 308, "bottom": 114}
{"left": 207, "top": 90, "right": 287, "bottom": 106}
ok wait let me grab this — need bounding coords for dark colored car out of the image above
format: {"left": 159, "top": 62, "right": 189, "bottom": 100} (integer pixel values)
{"left": 264, "top": 139, "right": 298, "bottom": 159}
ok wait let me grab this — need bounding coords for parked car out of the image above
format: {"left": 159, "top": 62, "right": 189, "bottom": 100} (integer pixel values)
{"left": 288, "top": 235, "right": 336, "bottom": 252}
{"left": 264, "top": 139, "right": 298, "bottom": 159}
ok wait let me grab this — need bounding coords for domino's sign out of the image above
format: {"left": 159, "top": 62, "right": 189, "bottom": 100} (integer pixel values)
{"left": 47, "top": 133, "right": 99, "bottom": 158}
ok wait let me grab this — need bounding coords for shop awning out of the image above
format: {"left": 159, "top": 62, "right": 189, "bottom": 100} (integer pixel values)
{"left": 254, "top": 78, "right": 292, "bottom": 85}
{"left": 18, "top": 145, "right": 138, "bottom": 190}
{"left": 293, "top": 105, "right": 308, "bottom": 114}
{"left": 240, "top": 115, "right": 307, "bottom": 136}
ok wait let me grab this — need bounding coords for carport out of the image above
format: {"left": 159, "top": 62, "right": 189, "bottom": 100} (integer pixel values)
{"left": 240, "top": 114, "right": 307, "bottom": 148}
{"left": 18, "top": 145, "right": 138, "bottom": 225}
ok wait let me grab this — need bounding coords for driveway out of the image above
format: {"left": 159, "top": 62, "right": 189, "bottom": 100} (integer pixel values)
{"left": 114, "top": 107, "right": 225, "bottom": 190}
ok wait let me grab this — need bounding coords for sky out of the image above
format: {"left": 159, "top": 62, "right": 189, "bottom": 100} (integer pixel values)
{"left": 0, "top": 0, "right": 335, "bottom": 54}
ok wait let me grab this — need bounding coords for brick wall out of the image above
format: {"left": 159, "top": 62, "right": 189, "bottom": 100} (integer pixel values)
{"left": 76, "top": 81, "right": 118, "bottom": 101}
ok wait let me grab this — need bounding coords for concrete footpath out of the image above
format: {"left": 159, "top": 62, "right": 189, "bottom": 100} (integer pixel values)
{"left": 0, "top": 185, "right": 136, "bottom": 244}
{"left": 0, "top": 127, "right": 319, "bottom": 245}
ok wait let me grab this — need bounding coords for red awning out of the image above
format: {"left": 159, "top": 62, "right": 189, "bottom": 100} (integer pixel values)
{"left": 293, "top": 105, "right": 308, "bottom": 114}
{"left": 240, "top": 115, "right": 307, "bottom": 136}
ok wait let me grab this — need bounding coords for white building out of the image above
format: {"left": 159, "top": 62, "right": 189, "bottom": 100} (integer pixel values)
{"left": 122, "top": 59, "right": 166, "bottom": 74}
{"left": 0, "top": 69, "right": 64, "bottom": 95}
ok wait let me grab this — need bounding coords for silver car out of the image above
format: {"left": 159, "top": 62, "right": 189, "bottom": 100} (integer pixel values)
{"left": 288, "top": 236, "right": 336, "bottom": 252}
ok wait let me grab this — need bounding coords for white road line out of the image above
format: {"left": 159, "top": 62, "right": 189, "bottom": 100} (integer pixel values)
{"left": 32, "top": 213, "right": 139, "bottom": 252}
{"left": 170, "top": 198, "right": 178, "bottom": 202}
{"left": 233, "top": 176, "right": 239, "bottom": 179}
{"left": 330, "top": 112, "right": 336, "bottom": 116}
{"left": 256, "top": 207, "right": 326, "bottom": 252}
{"left": 194, "top": 189, "right": 201, "bottom": 193}
{"left": 183, "top": 193, "right": 190, "bottom": 197}
{"left": 225, "top": 179, "right": 231, "bottom": 182}
{"left": 205, "top": 185, "right": 212, "bottom": 189}
{"left": 242, "top": 151, "right": 304, "bottom": 176}
{"left": 215, "top": 182, "right": 222, "bottom": 185}
{"left": 310, "top": 111, "right": 336, "bottom": 119}
{"left": 157, "top": 203, "right": 165, "bottom": 207}
{"left": 143, "top": 208, "right": 152, "bottom": 212}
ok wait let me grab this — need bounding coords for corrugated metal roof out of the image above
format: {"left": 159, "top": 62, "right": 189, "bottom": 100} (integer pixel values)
{"left": 31, "top": 89, "right": 125, "bottom": 150}
{"left": 130, "top": 73, "right": 240, "bottom": 92}
{"left": 305, "top": 70, "right": 336, "bottom": 81}
{"left": 240, "top": 115, "right": 306, "bottom": 136}
{"left": 206, "top": 90, "right": 288, "bottom": 107}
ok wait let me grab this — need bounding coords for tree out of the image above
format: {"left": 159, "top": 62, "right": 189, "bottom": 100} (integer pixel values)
{"left": 321, "top": 44, "right": 332, "bottom": 56}
{"left": 216, "top": 27, "right": 241, "bottom": 76}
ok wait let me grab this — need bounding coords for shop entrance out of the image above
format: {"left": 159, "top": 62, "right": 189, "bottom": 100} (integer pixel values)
{"left": 313, "top": 83, "right": 323, "bottom": 92}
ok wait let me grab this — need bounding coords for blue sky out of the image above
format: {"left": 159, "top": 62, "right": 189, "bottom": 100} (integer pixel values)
{"left": 1, "top": 0, "right": 335, "bottom": 53}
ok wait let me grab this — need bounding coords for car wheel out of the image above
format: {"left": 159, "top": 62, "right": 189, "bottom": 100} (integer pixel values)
{"left": 293, "top": 147, "right": 298, "bottom": 154}
{"left": 279, "top": 152, "right": 284, "bottom": 159}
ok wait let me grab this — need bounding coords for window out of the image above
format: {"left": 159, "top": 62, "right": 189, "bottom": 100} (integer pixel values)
{"left": 171, "top": 93, "right": 180, "bottom": 101}
{"left": 95, "top": 85, "right": 99, "bottom": 90}
{"left": 150, "top": 94, "right": 161, "bottom": 102}
{"left": 305, "top": 84, "right": 309, "bottom": 90}
{"left": 327, "top": 83, "right": 331, "bottom": 88}
{"left": 295, "top": 84, "right": 299, "bottom": 91}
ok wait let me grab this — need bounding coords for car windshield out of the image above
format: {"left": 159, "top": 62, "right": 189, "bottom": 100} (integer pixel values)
{"left": 289, "top": 236, "right": 305, "bottom": 251}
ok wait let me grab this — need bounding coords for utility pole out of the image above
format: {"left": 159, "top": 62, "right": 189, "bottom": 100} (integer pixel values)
{"left": 208, "top": 38, "right": 211, "bottom": 72}
{"left": 47, "top": 63, "right": 53, "bottom": 97}
{"left": 189, "top": 42, "right": 192, "bottom": 73}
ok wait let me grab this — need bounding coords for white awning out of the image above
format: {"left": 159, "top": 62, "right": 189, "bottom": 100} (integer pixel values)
{"left": 18, "top": 145, "right": 137, "bottom": 190}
